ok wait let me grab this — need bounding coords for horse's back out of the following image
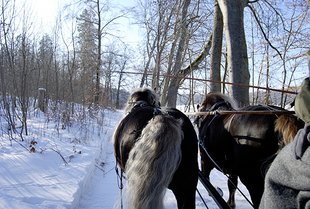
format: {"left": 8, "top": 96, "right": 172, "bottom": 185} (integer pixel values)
{"left": 166, "top": 108, "right": 198, "bottom": 143}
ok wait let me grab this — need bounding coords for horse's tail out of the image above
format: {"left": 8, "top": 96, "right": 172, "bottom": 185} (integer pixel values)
{"left": 125, "top": 114, "right": 183, "bottom": 209}
{"left": 275, "top": 114, "right": 301, "bottom": 147}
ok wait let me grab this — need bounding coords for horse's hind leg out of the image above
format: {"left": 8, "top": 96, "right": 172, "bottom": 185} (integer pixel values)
{"left": 169, "top": 165, "right": 198, "bottom": 209}
{"left": 227, "top": 174, "right": 238, "bottom": 209}
{"left": 171, "top": 185, "right": 196, "bottom": 209}
{"left": 200, "top": 151, "right": 213, "bottom": 180}
{"left": 239, "top": 173, "right": 264, "bottom": 209}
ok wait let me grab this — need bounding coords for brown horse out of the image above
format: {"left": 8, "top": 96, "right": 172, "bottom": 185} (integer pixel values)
{"left": 113, "top": 87, "right": 198, "bottom": 209}
{"left": 194, "top": 92, "right": 303, "bottom": 209}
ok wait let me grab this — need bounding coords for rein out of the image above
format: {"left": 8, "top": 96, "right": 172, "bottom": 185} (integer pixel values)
{"left": 115, "top": 165, "right": 124, "bottom": 209}
{"left": 198, "top": 136, "right": 255, "bottom": 208}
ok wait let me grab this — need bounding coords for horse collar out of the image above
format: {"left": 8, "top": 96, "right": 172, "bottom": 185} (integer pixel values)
{"left": 131, "top": 100, "right": 162, "bottom": 116}
{"left": 210, "top": 100, "right": 232, "bottom": 111}
{"left": 153, "top": 107, "right": 162, "bottom": 116}
{"left": 132, "top": 100, "right": 150, "bottom": 109}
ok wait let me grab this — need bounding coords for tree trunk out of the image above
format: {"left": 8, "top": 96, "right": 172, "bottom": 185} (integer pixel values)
{"left": 38, "top": 88, "right": 47, "bottom": 113}
{"left": 140, "top": 38, "right": 156, "bottom": 87}
{"left": 166, "top": 0, "right": 191, "bottom": 107}
{"left": 161, "top": 31, "right": 179, "bottom": 106}
{"left": 210, "top": 0, "right": 223, "bottom": 93}
{"left": 95, "top": 0, "right": 102, "bottom": 106}
{"left": 218, "top": 0, "right": 249, "bottom": 106}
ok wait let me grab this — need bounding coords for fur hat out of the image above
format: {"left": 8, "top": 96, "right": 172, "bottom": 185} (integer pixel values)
{"left": 295, "top": 77, "right": 310, "bottom": 124}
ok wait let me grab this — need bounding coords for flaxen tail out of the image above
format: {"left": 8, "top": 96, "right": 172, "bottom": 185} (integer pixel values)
{"left": 275, "top": 114, "right": 303, "bottom": 147}
{"left": 125, "top": 114, "right": 183, "bottom": 209}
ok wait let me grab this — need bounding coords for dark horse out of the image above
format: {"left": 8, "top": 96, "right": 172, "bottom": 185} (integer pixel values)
{"left": 195, "top": 92, "right": 303, "bottom": 209}
{"left": 113, "top": 87, "right": 198, "bottom": 209}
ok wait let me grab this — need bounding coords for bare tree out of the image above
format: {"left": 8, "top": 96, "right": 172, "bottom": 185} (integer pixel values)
{"left": 165, "top": 0, "right": 191, "bottom": 107}
{"left": 135, "top": 0, "right": 213, "bottom": 108}
{"left": 248, "top": 0, "right": 309, "bottom": 105}
{"left": 61, "top": 15, "right": 78, "bottom": 113}
{"left": 0, "top": 0, "right": 18, "bottom": 134}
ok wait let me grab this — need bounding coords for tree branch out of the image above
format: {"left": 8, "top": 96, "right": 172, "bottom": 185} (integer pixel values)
{"left": 180, "top": 33, "right": 213, "bottom": 76}
{"left": 261, "top": 0, "right": 286, "bottom": 31}
{"left": 51, "top": 148, "right": 69, "bottom": 165}
{"left": 247, "top": 4, "right": 283, "bottom": 60}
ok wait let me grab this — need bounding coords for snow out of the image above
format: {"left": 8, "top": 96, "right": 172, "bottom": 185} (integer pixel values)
{"left": 0, "top": 107, "right": 252, "bottom": 209}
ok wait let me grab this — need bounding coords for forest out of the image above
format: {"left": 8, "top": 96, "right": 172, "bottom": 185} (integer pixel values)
{"left": 0, "top": 0, "right": 309, "bottom": 137}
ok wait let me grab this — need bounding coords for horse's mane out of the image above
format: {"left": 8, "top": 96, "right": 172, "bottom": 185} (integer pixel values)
{"left": 201, "top": 92, "right": 239, "bottom": 110}
{"left": 124, "top": 87, "right": 160, "bottom": 114}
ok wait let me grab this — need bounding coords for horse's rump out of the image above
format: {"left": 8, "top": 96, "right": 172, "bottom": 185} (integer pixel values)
{"left": 226, "top": 106, "right": 280, "bottom": 150}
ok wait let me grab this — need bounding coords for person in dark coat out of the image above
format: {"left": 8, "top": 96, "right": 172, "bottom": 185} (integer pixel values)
{"left": 259, "top": 77, "right": 310, "bottom": 209}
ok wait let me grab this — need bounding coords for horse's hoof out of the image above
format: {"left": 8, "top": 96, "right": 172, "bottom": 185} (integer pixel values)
{"left": 216, "top": 187, "right": 223, "bottom": 197}
{"left": 228, "top": 202, "right": 236, "bottom": 209}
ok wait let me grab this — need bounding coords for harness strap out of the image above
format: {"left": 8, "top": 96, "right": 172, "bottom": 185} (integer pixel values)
{"left": 131, "top": 100, "right": 162, "bottom": 117}
{"left": 115, "top": 164, "right": 124, "bottom": 209}
{"left": 132, "top": 100, "right": 149, "bottom": 109}
{"left": 196, "top": 187, "right": 209, "bottom": 209}
{"left": 233, "top": 135, "right": 263, "bottom": 147}
{"left": 209, "top": 100, "right": 232, "bottom": 111}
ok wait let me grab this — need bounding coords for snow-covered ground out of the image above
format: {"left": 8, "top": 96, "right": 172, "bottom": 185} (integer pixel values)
{"left": 0, "top": 108, "right": 252, "bottom": 209}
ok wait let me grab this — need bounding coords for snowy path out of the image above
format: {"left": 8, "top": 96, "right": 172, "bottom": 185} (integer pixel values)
{"left": 77, "top": 142, "right": 120, "bottom": 209}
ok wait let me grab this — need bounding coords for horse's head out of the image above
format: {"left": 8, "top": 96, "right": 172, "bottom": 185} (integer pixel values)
{"left": 124, "top": 87, "right": 160, "bottom": 114}
{"left": 199, "top": 92, "right": 238, "bottom": 111}
{"left": 194, "top": 92, "right": 238, "bottom": 128}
